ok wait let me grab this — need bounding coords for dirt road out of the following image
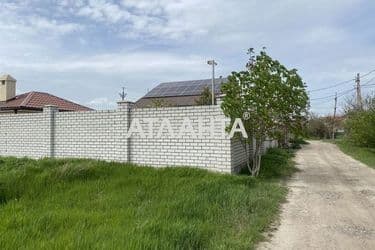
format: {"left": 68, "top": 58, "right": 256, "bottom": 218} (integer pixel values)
{"left": 259, "top": 141, "right": 375, "bottom": 250}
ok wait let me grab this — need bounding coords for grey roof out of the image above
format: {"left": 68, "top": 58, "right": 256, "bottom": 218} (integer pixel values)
{"left": 144, "top": 78, "right": 228, "bottom": 98}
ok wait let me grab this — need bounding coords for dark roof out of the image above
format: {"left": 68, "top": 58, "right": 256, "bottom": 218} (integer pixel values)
{"left": 0, "top": 91, "right": 93, "bottom": 112}
{"left": 135, "top": 78, "right": 228, "bottom": 108}
{"left": 144, "top": 78, "right": 228, "bottom": 98}
{"left": 136, "top": 96, "right": 201, "bottom": 108}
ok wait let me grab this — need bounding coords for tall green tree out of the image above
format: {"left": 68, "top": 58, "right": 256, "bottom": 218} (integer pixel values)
{"left": 221, "top": 50, "right": 308, "bottom": 176}
{"left": 275, "top": 68, "right": 309, "bottom": 146}
{"left": 195, "top": 87, "right": 213, "bottom": 105}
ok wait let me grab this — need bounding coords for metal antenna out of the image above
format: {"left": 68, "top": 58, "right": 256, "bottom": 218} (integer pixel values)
{"left": 119, "top": 87, "right": 127, "bottom": 101}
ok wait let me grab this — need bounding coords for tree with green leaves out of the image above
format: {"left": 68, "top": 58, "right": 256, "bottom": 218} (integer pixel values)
{"left": 151, "top": 99, "right": 170, "bottom": 108}
{"left": 274, "top": 68, "right": 309, "bottom": 147}
{"left": 306, "top": 113, "right": 331, "bottom": 139}
{"left": 195, "top": 87, "right": 213, "bottom": 105}
{"left": 344, "top": 93, "right": 375, "bottom": 147}
{"left": 221, "top": 49, "right": 308, "bottom": 176}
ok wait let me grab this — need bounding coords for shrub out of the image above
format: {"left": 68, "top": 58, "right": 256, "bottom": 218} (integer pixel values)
{"left": 344, "top": 109, "right": 375, "bottom": 147}
{"left": 306, "top": 115, "right": 331, "bottom": 139}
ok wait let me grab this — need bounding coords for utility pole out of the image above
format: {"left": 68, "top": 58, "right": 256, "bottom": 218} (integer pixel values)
{"left": 332, "top": 92, "right": 337, "bottom": 140}
{"left": 207, "top": 60, "right": 217, "bottom": 105}
{"left": 356, "top": 73, "right": 363, "bottom": 110}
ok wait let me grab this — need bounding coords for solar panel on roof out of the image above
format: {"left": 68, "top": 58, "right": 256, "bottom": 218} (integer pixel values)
{"left": 144, "top": 78, "right": 228, "bottom": 98}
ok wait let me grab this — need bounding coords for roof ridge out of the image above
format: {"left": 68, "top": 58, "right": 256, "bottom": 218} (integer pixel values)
{"left": 159, "top": 77, "right": 227, "bottom": 84}
{"left": 20, "top": 91, "right": 35, "bottom": 107}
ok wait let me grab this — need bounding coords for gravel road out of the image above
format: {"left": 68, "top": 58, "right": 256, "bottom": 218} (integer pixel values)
{"left": 259, "top": 141, "right": 375, "bottom": 250}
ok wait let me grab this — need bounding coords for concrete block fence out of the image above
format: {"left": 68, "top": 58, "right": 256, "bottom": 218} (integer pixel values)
{"left": 0, "top": 102, "right": 276, "bottom": 173}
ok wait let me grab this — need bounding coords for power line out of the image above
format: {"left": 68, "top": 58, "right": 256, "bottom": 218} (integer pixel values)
{"left": 337, "top": 88, "right": 356, "bottom": 97}
{"left": 360, "top": 69, "right": 375, "bottom": 78}
{"left": 308, "top": 69, "right": 375, "bottom": 93}
{"left": 310, "top": 83, "right": 374, "bottom": 113}
{"left": 309, "top": 70, "right": 375, "bottom": 113}
{"left": 309, "top": 78, "right": 354, "bottom": 93}
{"left": 310, "top": 94, "right": 336, "bottom": 101}
{"left": 362, "top": 83, "right": 375, "bottom": 88}
{"left": 311, "top": 98, "right": 338, "bottom": 105}
{"left": 362, "top": 76, "right": 375, "bottom": 86}
{"left": 310, "top": 87, "right": 355, "bottom": 101}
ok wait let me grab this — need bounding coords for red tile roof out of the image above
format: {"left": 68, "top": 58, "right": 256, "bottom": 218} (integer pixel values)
{"left": 0, "top": 92, "right": 93, "bottom": 112}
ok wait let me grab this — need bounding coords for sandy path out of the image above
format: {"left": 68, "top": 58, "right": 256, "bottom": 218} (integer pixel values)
{"left": 259, "top": 141, "right": 375, "bottom": 250}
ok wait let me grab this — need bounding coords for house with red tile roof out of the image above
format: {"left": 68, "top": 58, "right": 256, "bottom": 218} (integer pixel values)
{"left": 0, "top": 74, "right": 92, "bottom": 113}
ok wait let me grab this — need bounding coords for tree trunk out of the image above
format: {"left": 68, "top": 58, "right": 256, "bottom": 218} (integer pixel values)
{"left": 242, "top": 141, "right": 252, "bottom": 175}
{"left": 284, "top": 127, "right": 288, "bottom": 148}
{"left": 251, "top": 139, "right": 262, "bottom": 176}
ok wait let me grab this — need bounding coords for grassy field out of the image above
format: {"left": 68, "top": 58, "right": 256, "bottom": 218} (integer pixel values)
{"left": 0, "top": 149, "right": 296, "bottom": 249}
{"left": 335, "top": 139, "right": 375, "bottom": 169}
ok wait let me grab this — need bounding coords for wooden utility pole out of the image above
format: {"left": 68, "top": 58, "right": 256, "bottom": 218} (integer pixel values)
{"left": 332, "top": 92, "right": 337, "bottom": 140}
{"left": 356, "top": 73, "right": 363, "bottom": 110}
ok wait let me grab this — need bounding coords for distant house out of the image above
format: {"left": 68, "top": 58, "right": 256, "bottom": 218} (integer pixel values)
{"left": 0, "top": 74, "right": 93, "bottom": 113}
{"left": 136, "top": 77, "right": 228, "bottom": 108}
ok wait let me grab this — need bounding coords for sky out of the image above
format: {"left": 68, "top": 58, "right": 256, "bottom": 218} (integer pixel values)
{"left": 0, "top": 0, "right": 374, "bottom": 114}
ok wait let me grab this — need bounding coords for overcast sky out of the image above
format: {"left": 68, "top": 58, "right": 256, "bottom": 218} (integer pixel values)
{"left": 0, "top": 0, "right": 374, "bottom": 114}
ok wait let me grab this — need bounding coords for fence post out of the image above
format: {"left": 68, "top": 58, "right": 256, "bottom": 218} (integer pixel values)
{"left": 43, "top": 105, "right": 58, "bottom": 158}
{"left": 117, "top": 101, "right": 134, "bottom": 162}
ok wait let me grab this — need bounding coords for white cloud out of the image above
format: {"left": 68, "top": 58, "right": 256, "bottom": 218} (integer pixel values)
{"left": 48, "top": 0, "right": 361, "bottom": 44}
{"left": 4, "top": 52, "right": 205, "bottom": 74}
{"left": 76, "top": 0, "right": 131, "bottom": 23}
{"left": 28, "top": 16, "right": 82, "bottom": 35}
{"left": 87, "top": 97, "right": 117, "bottom": 109}
{"left": 0, "top": 2, "right": 82, "bottom": 37}
{"left": 0, "top": 1, "right": 84, "bottom": 68}
{"left": 62, "top": 0, "right": 210, "bottom": 40}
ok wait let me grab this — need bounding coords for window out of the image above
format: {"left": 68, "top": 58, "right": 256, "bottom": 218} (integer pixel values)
{"left": 1, "top": 80, "right": 5, "bottom": 85}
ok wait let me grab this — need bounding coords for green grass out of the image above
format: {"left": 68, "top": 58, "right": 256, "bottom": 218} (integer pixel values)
{"left": 0, "top": 149, "right": 296, "bottom": 250}
{"left": 335, "top": 139, "right": 375, "bottom": 169}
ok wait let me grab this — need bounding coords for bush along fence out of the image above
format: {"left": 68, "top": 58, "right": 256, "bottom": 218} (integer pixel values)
{"left": 0, "top": 102, "right": 276, "bottom": 173}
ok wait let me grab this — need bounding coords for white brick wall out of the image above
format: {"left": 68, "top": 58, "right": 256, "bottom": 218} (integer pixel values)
{"left": 0, "top": 103, "right": 276, "bottom": 173}
{"left": 130, "top": 106, "right": 232, "bottom": 173}
{"left": 0, "top": 112, "right": 48, "bottom": 158}
{"left": 53, "top": 110, "right": 126, "bottom": 162}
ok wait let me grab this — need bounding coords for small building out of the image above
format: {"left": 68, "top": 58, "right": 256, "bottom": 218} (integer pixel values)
{"left": 136, "top": 78, "right": 228, "bottom": 108}
{"left": 0, "top": 74, "right": 92, "bottom": 113}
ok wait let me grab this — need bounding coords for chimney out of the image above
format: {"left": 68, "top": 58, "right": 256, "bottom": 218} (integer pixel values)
{"left": 0, "top": 74, "right": 16, "bottom": 102}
